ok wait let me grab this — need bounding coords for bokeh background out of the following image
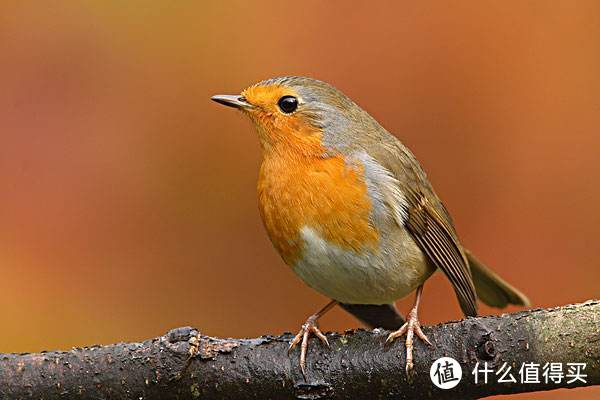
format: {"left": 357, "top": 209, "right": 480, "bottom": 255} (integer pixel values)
{"left": 1, "top": 2, "right": 599, "bottom": 398}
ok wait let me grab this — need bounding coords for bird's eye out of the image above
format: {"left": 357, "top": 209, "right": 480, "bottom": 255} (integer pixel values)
{"left": 277, "top": 96, "right": 298, "bottom": 114}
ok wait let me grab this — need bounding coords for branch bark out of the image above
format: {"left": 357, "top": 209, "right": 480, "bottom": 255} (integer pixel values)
{"left": 0, "top": 301, "right": 598, "bottom": 399}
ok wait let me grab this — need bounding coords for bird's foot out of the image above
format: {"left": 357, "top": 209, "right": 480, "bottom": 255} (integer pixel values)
{"left": 288, "top": 314, "right": 329, "bottom": 380}
{"left": 386, "top": 306, "right": 432, "bottom": 377}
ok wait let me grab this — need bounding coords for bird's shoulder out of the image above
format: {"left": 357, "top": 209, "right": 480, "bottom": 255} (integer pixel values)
{"left": 354, "top": 132, "right": 452, "bottom": 226}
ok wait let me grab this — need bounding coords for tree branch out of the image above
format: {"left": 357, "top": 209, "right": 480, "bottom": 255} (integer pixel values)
{"left": 0, "top": 301, "right": 598, "bottom": 399}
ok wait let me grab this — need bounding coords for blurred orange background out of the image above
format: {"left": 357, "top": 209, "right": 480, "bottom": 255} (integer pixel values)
{"left": 1, "top": 2, "right": 598, "bottom": 398}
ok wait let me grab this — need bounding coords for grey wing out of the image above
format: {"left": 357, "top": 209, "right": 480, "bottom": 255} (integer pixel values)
{"left": 404, "top": 195, "right": 478, "bottom": 316}
{"left": 362, "top": 136, "right": 478, "bottom": 317}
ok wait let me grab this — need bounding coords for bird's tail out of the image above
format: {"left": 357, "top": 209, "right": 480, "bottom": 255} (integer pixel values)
{"left": 465, "top": 249, "right": 530, "bottom": 308}
{"left": 342, "top": 250, "right": 528, "bottom": 328}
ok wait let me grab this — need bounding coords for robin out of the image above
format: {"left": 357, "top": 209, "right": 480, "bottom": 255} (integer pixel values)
{"left": 211, "top": 76, "right": 529, "bottom": 378}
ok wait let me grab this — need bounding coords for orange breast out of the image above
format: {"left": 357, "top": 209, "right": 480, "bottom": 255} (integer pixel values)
{"left": 257, "top": 150, "right": 379, "bottom": 265}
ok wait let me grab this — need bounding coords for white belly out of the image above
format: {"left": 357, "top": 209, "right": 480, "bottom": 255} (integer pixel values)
{"left": 292, "top": 226, "right": 434, "bottom": 304}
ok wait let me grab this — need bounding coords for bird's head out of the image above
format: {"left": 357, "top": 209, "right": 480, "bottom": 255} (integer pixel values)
{"left": 212, "top": 76, "right": 380, "bottom": 156}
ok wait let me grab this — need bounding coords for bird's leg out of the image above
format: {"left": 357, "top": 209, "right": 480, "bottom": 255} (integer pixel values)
{"left": 386, "top": 285, "right": 432, "bottom": 376}
{"left": 288, "top": 300, "right": 337, "bottom": 379}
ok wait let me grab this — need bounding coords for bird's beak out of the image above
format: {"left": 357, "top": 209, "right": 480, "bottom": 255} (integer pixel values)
{"left": 211, "top": 94, "right": 252, "bottom": 110}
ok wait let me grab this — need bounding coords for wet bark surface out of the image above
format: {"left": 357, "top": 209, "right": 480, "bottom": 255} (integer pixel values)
{"left": 0, "top": 301, "right": 598, "bottom": 399}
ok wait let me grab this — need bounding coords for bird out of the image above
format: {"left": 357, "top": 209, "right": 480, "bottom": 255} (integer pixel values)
{"left": 211, "top": 76, "right": 529, "bottom": 378}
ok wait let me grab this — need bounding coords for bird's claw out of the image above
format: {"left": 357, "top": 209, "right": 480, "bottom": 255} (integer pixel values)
{"left": 288, "top": 315, "right": 329, "bottom": 379}
{"left": 386, "top": 308, "right": 432, "bottom": 376}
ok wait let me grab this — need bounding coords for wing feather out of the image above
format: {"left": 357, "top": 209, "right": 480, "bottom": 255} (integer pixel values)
{"left": 406, "top": 196, "right": 478, "bottom": 316}
{"left": 362, "top": 139, "right": 478, "bottom": 317}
